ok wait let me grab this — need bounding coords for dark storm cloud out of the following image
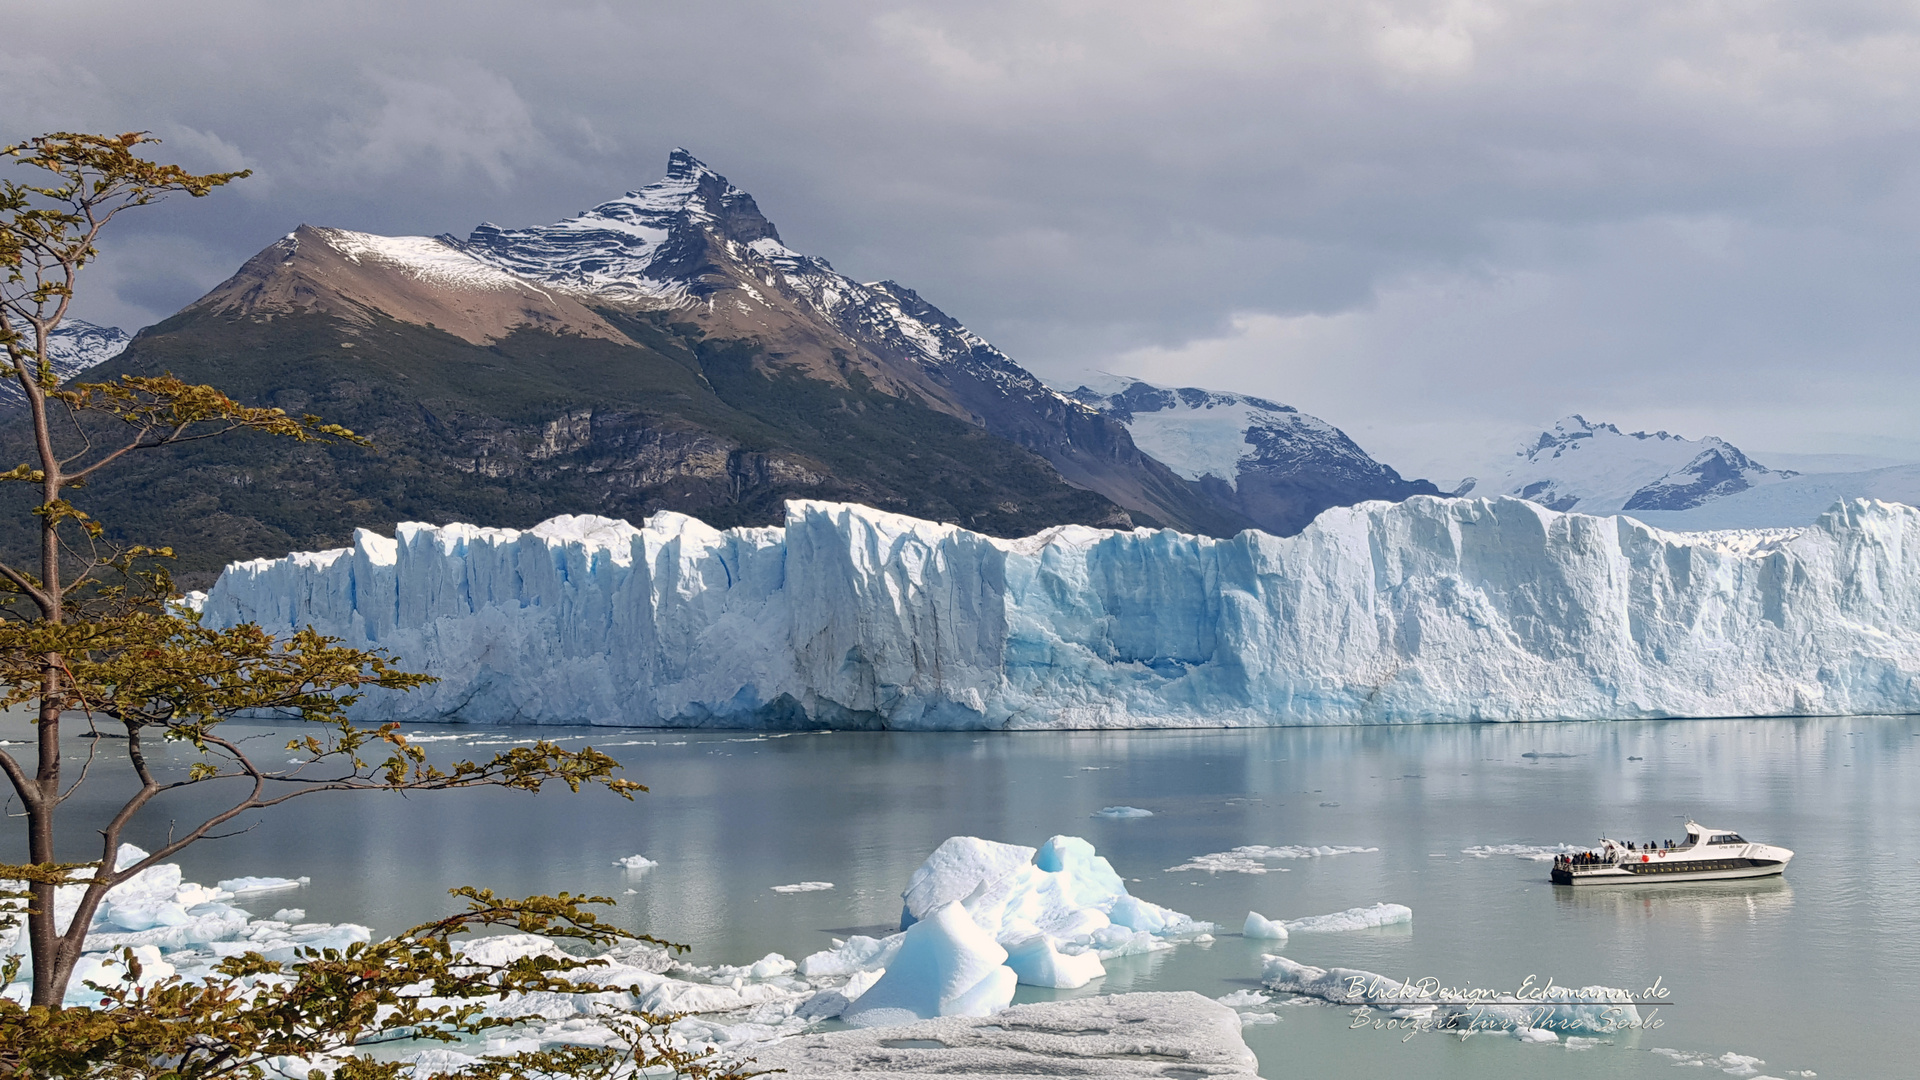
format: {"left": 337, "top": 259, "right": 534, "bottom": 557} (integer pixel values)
{"left": 6, "top": 1, "right": 1920, "bottom": 477}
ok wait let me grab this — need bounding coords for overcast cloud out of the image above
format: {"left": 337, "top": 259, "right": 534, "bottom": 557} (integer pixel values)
{"left": 6, "top": 0, "right": 1920, "bottom": 482}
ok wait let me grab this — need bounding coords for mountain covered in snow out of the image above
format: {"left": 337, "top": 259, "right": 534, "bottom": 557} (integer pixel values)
{"left": 12, "top": 150, "right": 1309, "bottom": 582}
{"left": 1066, "top": 377, "right": 1440, "bottom": 536}
{"left": 202, "top": 496, "right": 1920, "bottom": 728}
{"left": 1464, "top": 416, "right": 1794, "bottom": 513}
{"left": 0, "top": 319, "right": 131, "bottom": 406}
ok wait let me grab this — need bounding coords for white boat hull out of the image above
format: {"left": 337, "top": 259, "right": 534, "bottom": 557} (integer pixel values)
{"left": 1553, "top": 858, "right": 1788, "bottom": 886}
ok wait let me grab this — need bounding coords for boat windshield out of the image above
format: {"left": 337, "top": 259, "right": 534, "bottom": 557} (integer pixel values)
{"left": 1708, "top": 834, "right": 1745, "bottom": 844}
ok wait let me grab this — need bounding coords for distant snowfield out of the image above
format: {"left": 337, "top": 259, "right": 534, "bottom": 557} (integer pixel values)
{"left": 202, "top": 496, "right": 1920, "bottom": 729}
{"left": 1629, "top": 463, "right": 1920, "bottom": 531}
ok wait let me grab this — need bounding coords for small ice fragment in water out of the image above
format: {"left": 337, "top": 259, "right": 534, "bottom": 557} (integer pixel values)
{"left": 1166, "top": 844, "right": 1378, "bottom": 874}
{"left": 1462, "top": 843, "right": 1581, "bottom": 862}
{"left": 614, "top": 854, "right": 658, "bottom": 870}
{"left": 272, "top": 908, "right": 305, "bottom": 922}
{"left": 217, "top": 876, "right": 306, "bottom": 894}
{"left": 1092, "top": 806, "right": 1153, "bottom": 819}
{"left": 770, "top": 881, "right": 834, "bottom": 893}
{"left": 1281, "top": 903, "right": 1411, "bottom": 933}
{"left": 1217, "top": 989, "right": 1269, "bottom": 1007}
{"left": 1243, "top": 912, "right": 1289, "bottom": 940}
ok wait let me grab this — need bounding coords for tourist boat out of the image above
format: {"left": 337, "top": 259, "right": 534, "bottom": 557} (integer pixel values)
{"left": 1549, "top": 822, "right": 1792, "bottom": 886}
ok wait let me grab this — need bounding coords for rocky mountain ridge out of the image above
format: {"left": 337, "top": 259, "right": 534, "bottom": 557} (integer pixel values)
{"left": 4, "top": 150, "right": 1439, "bottom": 579}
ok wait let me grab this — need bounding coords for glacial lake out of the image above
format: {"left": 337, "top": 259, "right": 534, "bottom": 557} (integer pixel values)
{"left": 14, "top": 713, "right": 1920, "bottom": 1079}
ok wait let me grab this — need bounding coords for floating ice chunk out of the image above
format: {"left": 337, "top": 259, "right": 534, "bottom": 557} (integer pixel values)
{"left": 1167, "top": 844, "right": 1379, "bottom": 874}
{"left": 900, "top": 837, "right": 1036, "bottom": 928}
{"left": 1651, "top": 1048, "right": 1773, "bottom": 1077}
{"left": 1261, "top": 954, "right": 1637, "bottom": 1036}
{"left": 1093, "top": 806, "right": 1154, "bottom": 818}
{"left": 1217, "top": 989, "right": 1270, "bottom": 1007}
{"left": 1515, "top": 1027, "right": 1560, "bottom": 1043}
{"left": 1003, "top": 934, "right": 1105, "bottom": 988}
{"left": 799, "top": 933, "right": 903, "bottom": 977}
{"left": 1243, "top": 911, "right": 1289, "bottom": 940}
{"left": 842, "top": 901, "right": 1016, "bottom": 1024}
{"left": 455, "top": 933, "right": 564, "bottom": 967}
{"left": 770, "top": 881, "right": 834, "bottom": 893}
{"left": 1462, "top": 843, "right": 1582, "bottom": 861}
{"left": 272, "top": 909, "right": 306, "bottom": 922}
{"left": 1240, "top": 1012, "right": 1280, "bottom": 1025}
{"left": 613, "top": 854, "right": 658, "bottom": 870}
{"left": 1282, "top": 903, "right": 1412, "bottom": 933}
{"left": 747, "top": 953, "right": 797, "bottom": 980}
{"left": 217, "top": 875, "right": 309, "bottom": 894}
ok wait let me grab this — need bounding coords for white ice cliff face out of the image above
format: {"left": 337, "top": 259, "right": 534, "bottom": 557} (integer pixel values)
{"left": 200, "top": 496, "right": 1920, "bottom": 727}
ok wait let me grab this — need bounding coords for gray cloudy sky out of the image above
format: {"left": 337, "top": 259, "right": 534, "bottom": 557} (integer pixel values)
{"left": 7, "top": 0, "right": 1920, "bottom": 482}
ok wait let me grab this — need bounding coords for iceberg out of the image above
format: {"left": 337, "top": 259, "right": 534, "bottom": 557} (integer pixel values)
{"left": 200, "top": 496, "right": 1920, "bottom": 728}
{"left": 799, "top": 834, "right": 1208, "bottom": 1011}
{"left": 841, "top": 902, "right": 1017, "bottom": 1025}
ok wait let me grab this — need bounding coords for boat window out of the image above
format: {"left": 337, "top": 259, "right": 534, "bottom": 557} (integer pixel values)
{"left": 1723, "top": 834, "right": 1744, "bottom": 843}
{"left": 1709, "top": 834, "right": 1743, "bottom": 844}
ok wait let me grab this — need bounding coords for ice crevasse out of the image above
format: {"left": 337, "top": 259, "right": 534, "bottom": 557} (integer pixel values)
{"left": 200, "top": 496, "right": 1920, "bottom": 728}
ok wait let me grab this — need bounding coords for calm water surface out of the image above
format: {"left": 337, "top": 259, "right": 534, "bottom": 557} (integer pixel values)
{"left": 10, "top": 714, "right": 1918, "bottom": 1079}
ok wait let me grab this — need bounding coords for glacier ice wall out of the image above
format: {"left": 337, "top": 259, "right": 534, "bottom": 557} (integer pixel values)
{"left": 200, "top": 497, "right": 1920, "bottom": 727}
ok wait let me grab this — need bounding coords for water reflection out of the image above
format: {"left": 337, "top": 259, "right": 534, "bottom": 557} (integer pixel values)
{"left": 1553, "top": 877, "right": 1794, "bottom": 927}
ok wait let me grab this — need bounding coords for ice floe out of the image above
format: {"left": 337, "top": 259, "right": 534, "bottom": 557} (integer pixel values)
{"left": 1262, "top": 954, "right": 1641, "bottom": 1038}
{"left": 1244, "top": 904, "right": 1411, "bottom": 941}
{"left": 1092, "top": 806, "right": 1154, "bottom": 818}
{"left": 1167, "top": 844, "right": 1379, "bottom": 874}
{"left": 770, "top": 881, "right": 834, "bottom": 893}
{"left": 1462, "top": 843, "right": 1581, "bottom": 861}
{"left": 217, "top": 875, "right": 309, "bottom": 894}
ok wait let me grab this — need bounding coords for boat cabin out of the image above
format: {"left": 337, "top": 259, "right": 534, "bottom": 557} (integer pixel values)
{"left": 1683, "top": 822, "right": 1747, "bottom": 849}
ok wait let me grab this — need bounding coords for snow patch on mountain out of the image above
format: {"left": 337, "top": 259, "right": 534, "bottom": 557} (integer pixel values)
{"left": 317, "top": 230, "right": 557, "bottom": 296}
{"left": 1067, "top": 377, "right": 1355, "bottom": 489}
{"left": 1468, "top": 416, "right": 1793, "bottom": 513}
{"left": 201, "top": 496, "right": 1920, "bottom": 729}
{"left": 1, "top": 319, "right": 131, "bottom": 405}
{"left": 1629, "top": 462, "right": 1920, "bottom": 530}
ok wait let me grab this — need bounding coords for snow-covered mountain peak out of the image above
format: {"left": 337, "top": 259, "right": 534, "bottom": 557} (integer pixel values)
{"left": 1473, "top": 416, "right": 1793, "bottom": 513}
{"left": 455, "top": 149, "right": 781, "bottom": 302}
{"left": 1528, "top": 415, "right": 1700, "bottom": 455}
{"left": 0, "top": 318, "right": 131, "bottom": 406}
{"left": 1065, "top": 375, "right": 1438, "bottom": 535}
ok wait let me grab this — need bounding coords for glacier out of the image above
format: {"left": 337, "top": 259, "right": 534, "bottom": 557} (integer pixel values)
{"left": 199, "top": 495, "right": 1920, "bottom": 728}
